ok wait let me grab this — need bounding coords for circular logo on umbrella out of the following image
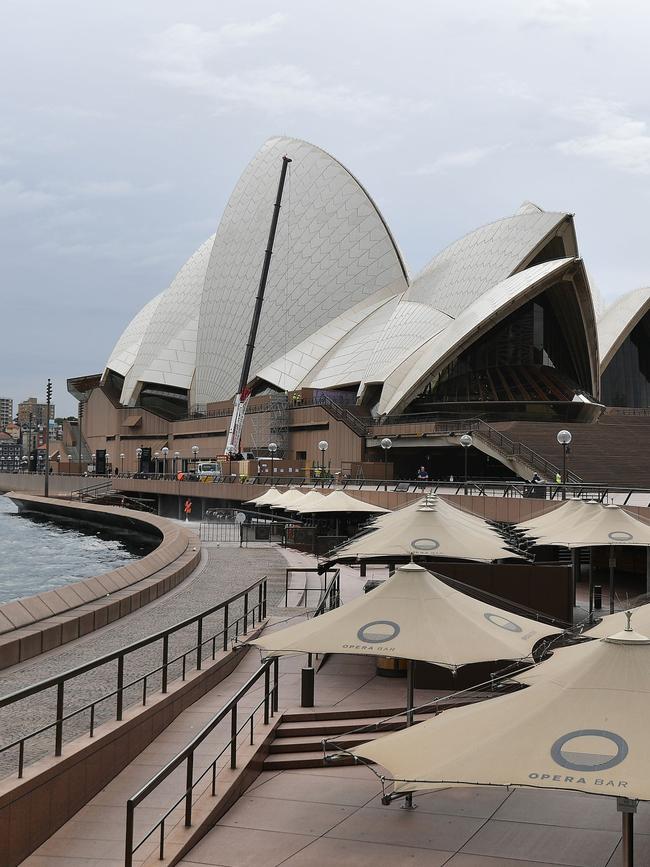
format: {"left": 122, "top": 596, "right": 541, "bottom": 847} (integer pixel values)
{"left": 411, "top": 537, "right": 440, "bottom": 551}
{"left": 551, "top": 729, "right": 629, "bottom": 772}
{"left": 608, "top": 531, "right": 634, "bottom": 542}
{"left": 357, "top": 620, "right": 401, "bottom": 643}
{"left": 484, "top": 612, "right": 523, "bottom": 633}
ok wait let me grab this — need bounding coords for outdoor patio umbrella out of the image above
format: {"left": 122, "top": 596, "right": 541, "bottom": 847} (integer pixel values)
{"left": 252, "top": 561, "right": 560, "bottom": 803}
{"left": 284, "top": 489, "right": 327, "bottom": 512}
{"left": 332, "top": 496, "right": 521, "bottom": 563}
{"left": 366, "top": 494, "right": 491, "bottom": 533}
{"left": 269, "top": 489, "right": 307, "bottom": 510}
{"left": 250, "top": 562, "right": 559, "bottom": 665}
{"left": 351, "top": 615, "right": 650, "bottom": 866}
{"left": 534, "top": 504, "right": 650, "bottom": 614}
{"left": 294, "top": 489, "right": 389, "bottom": 515}
{"left": 514, "top": 499, "right": 599, "bottom": 539}
{"left": 244, "top": 487, "right": 284, "bottom": 507}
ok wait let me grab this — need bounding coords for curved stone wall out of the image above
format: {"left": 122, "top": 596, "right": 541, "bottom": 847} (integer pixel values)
{"left": 0, "top": 495, "right": 200, "bottom": 669}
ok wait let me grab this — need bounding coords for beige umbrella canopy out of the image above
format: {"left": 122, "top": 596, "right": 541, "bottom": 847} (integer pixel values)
{"left": 284, "top": 489, "right": 326, "bottom": 512}
{"left": 368, "top": 494, "right": 490, "bottom": 533}
{"left": 269, "top": 489, "right": 306, "bottom": 510}
{"left": 588, "top": 602, "right": 650, "bottom": 639}
{"left": 333, "top": 496, "right": 520, "bottom": 562}
{"left": 294, "top": 490, "right": 389, "bottom": 515}
{"left": 352, "top": 618, "right": 650, "bottom": 801}
{"left": 250, "top": 562, "right": 559, "bottom": 667}
{"left": 515, "top": 500, "right": 600, "bottom": 541}
{"left": 244, "top": 487, "right": 284, "bottom": 507}
{"left": 557, "top": 505, "right": 650, "bottom": 549}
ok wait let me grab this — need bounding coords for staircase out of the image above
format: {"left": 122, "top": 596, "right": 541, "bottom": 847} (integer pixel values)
{"left": 315, "top": 395, "right": 369, "bottom": 438}
{"left": 468, "top": 419, "right": 581, "bottom": 483}
{"left": 263, "top": 695, "right": 492, "bottom": 770}
{"left": 494, "top": 414, "right": 650, "bottom": 487}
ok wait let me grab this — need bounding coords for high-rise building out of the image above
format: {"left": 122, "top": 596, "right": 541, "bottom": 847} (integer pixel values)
{"left": 17, "top": 397, "right": 55, "bottom": 428}
{"left": 0, "top": 398, "right": 13, "bottom": 429}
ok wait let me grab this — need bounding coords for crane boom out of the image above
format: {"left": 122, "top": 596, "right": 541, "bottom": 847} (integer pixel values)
{"left": 226, "top": 155, "right": 292, "bottom": 454}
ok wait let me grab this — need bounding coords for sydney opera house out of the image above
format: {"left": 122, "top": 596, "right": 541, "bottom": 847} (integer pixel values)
{"left": 69, "top": 137, "right": 650, "bottom": 485}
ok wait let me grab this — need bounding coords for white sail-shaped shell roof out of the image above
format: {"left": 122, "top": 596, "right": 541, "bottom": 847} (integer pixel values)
{"left": 193, "top": 136, "right": 409, "bottom": 404}
{"left": 103, "top": 137, "right": 599, "bottom": 418}
{"left": 598, "top": 286, "right": 650, "bottom": 372}
{"left": 105, "top": 136, "right": 409, "bottom": 407}
{"left": 104, "top": 293, "right": 162, "bottom": 379}
{"left": 120, "top": 235, "right": 215, "bottom": 405}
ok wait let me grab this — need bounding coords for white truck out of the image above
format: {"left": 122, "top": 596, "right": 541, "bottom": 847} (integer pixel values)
{"left": 196, "top": 461, "right": 222, "bottom": 481}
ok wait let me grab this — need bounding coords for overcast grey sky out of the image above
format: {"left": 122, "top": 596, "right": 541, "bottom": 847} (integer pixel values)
{"left": 2, "top": 0, "right": 650, "bottom": 414}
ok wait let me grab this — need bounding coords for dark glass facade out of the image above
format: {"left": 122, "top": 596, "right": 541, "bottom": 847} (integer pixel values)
{"left": 601, "top": 313, "right": 650, "bottom": 407}
{"left": 407, "top": 282, "right": 593, "bottom": 415}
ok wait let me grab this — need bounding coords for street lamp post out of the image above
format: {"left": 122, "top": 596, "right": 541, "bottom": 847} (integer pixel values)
{"left": 106, "top": 453, "right": 111, "bottom": 476}
{"left": 318, "top": 440, "right": 329, "bottom": 488}
{"left": 268, "top": 442, "right": 278, "bottom": 486}
{"left": 556, "top": 430, "right": 572, "bottom": 500}
{"left": 161, "top": 446, "right": 169, "bottom": 477}
{"left": 67, "top": 455, "right": 72, "bottom": 475}
{"left": 136, "top": 447, "right": 142, "bottom": 475}
{"left": 154, "top": 451, "right": 160, "bottom": 475}
{"left": 460, "top": 433, "right": 473, "bottom": 496}
{"left": 44, "top": 378, "right": 52, "bottom": 497}
{"left": 191, "top": 445, "right": 199, "bottom": 475}
{"left": 120, "top": 453, "right": 125, "bottom": 475}
{"left": 380, "top": 437, "right": 392, "bottom": 491}
{"left": 78, "top": 401, "right": 84, "bottom": 475}
{"left": 174, "top": 451, "right": 180, "bottom": 476}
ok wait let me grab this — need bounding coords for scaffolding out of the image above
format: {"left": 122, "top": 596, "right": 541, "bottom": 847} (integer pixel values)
{"left": 269, "top": 393, "right": 290, "bottom": 458}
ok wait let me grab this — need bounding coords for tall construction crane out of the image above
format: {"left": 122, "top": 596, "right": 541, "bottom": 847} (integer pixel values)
{"left": 226, "top": 155, "right": 292, "bottom": 455}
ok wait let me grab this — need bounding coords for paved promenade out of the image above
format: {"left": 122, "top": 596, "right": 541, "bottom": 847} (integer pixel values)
{"left": 0, "top": 541, "right": 288, "bottom": 777}
{"left": 21, "top": 639, "right": 445, "bottom": 865}
{"left": 182, "top": 764, "right": 647, "bottom": 867}
{"left": 19, "top": 642, "right": 646, "bottom": 867}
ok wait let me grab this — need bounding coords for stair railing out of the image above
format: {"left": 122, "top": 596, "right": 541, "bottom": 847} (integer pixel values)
{"left": 0, "top": 577, "right": 268, "bottom": 779}
{"left": 124, "top": 656, "right": 279, "bottom": 866}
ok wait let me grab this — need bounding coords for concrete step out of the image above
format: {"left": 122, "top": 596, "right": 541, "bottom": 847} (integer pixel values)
{"left": 275, "top": 711, "right": 436, "bottom": 739}
{"left": 281, "top": 705, "right": 409, "bottom": 724}
{"left": 263, "top": 750, "right": 369, "bottom": 770}
{"left": 269, "top": 731, "right": 387, "bottom": 753}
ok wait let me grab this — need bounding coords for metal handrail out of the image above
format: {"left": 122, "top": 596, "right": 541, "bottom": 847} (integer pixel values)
{"left": 0, "top": 576, "right": 268, "bottom": 778}
{"left": 313, "top": 569, "right": 341, "bottom": 617}
{"left": 124, "top": 657, "right": 279, "bottom": 867}
{"left": 68, "top": 480, "right": 114, "bottom": 500}
{"left": 114, "top": 473, "right": 650, "bottom": 501}
{"left": 283, "top": 567, "right": 340, "bottom": 608}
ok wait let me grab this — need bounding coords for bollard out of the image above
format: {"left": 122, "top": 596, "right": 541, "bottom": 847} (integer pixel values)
{"left": 301, "top": 666, "right": 315, "bottom": 708}
{"left": 594, "top": 584, "right": 602, "bottom": 610}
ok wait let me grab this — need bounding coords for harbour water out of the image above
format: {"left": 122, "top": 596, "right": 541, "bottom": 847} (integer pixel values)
{"left": 0, "top": 495, "right": 148, "bottom": 603}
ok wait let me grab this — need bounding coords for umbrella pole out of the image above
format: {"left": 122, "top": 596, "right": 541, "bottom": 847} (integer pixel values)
{"left": 402, "top": 659, "right": 417, "bottom": 811}
{"left": 609, "top": 544, "right": 616, "bottom": 615}
{"left": 588, "top": 548, "right": 593, "bottom": 619}
{"left": 571, "top": 549, "right": 579, "bottom": 608}
{"left": 618, "top": 797, "right": 637, "bottom": 866}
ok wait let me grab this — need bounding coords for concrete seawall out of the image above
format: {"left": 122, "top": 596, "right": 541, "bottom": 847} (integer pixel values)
{"left": 0, "top": 495, "right": 201, "bottom": 669}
